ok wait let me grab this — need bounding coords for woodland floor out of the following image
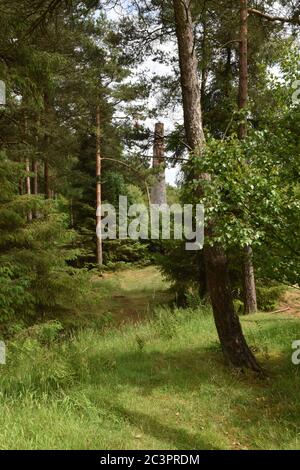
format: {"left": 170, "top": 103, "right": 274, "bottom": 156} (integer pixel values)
{"left": 0, "top": 267, "right": 300, "bottom": 450}
{"left": 279, "top": 289, "right": 300, "bottom": 318}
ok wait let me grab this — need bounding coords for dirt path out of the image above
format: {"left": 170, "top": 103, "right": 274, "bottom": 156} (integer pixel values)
{"left": 95, "top": 266, "right": 172, "bottom": 325}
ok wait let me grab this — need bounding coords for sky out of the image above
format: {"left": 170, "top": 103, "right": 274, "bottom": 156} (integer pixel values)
{"left": 104, "top": 1, "right": 182, "bottom": 186}
{"left": 103, "top": 1, "right": 299, "bottom": 185}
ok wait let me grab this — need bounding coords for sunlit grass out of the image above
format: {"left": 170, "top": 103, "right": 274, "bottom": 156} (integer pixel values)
{"left": 0, "top": 304, "right": 299, "bottom": 450}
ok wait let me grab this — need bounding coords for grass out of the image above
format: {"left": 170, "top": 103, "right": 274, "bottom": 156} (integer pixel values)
{"left": 0, "top": 284, "right": 300, "bottom": 450}
{"left": 58, "top": 266, "right": 173, "bottom": 331}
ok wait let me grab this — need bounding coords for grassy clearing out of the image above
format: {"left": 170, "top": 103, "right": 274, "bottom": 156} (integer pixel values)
{"left": 0, "top": 297, "right": 300, "bottom": 450}
{"left": 58, "top": 266, "right": 173, "bottom": 331}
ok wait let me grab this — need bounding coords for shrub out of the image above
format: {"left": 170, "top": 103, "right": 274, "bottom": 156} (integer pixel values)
{"left": 256, "top": 284, "right": 285, "bottom": 312}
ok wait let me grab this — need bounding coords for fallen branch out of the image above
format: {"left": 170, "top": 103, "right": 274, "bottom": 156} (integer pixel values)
{"left": 270, "top": 307, "right": 290, "bottom": 314}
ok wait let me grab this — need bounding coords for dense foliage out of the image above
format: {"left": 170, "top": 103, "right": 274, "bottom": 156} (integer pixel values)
{"left": 0, "top": 0, "right": 299, "bottom": 325}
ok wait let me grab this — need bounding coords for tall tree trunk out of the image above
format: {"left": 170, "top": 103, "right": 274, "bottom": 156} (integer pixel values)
{"left": 33, "top": 116, "right": 40, "bottom": 198}
{"left": 244, "top": 245, "right": 257, "bottom": 314}
{"left": 43, "top": 95, "right": 52, "bottom": 199}
{"left": 172, "top": 0, "right": 260, "bottom": 371}
{"left": 25, "top": 156, "right": 32, "bottom": 221}
{"left": 24, "top": 114, "right": 32, "bottom": 222}
{"left": 151, "top": 122, "right": 167, "bottom": 205}
{"left": 200, "top": 1, "right": 209, "bottom": 109}
{"left": 173, "top": 1, "right": 205, "bottom": 148}
{"left": 44, "top": 157, "right": 51, "bottom": 199}
{"left": 18, "top": 179, "right": 23, "bottom": 195}
{"left": 96, "top": 104, "right": 103, "bottom": 267}
{"left": 32, "top": 159, "right": 39, "bottom": 219}
{"left": 238, "top": 0, "right": 258, "bottom": 314}
{"left": 238, "top": 0, "right": 248, "bottom": 140}
{"left": 33, "top": 160, "right": 39, "bottom": 195}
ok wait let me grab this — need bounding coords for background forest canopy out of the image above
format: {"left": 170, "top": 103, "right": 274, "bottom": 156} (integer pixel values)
{"left": 0, "top": 0, "right": 299, "bottom": 371}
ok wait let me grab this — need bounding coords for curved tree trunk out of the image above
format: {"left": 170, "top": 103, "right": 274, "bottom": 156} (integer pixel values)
{"left": 172, "top": 0, "right": 260, "bottom": 371}
{"left": 204, "top": 245, "right": 260, "bottom": 370}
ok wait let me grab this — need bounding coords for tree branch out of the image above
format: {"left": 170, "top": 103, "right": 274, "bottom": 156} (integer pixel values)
{"left": 248, "top": 8, "right": 300, "bottom": 25}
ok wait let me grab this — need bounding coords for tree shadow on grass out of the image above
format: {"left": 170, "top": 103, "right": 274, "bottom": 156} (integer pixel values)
{"left": 227, "top": 354, "right": 300, "bottom": 448}
{"left": 88, "top": 344, "right": 300, "bottom": 449}
{"left": 88, "top": 347, "right": 225, "bottom": 395}
{"left": 105, "top": 402, "right": 220, "bottom": 450}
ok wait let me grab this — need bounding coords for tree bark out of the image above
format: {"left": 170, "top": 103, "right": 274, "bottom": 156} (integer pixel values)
{"left": 44, "top": 157, "right": 51, "bottom": 199}
{"left": 172, "top": 0, "right": 260, "bottom": 371}
{"left": 200, "top": 2, "right": 209, "bottom": 109}
{"left": 18, "top": 179, "right": 23, "bottom": 196}
{"left": 151, "top": 122, "right": 167, "bottom": 205}
{"left": 32, "top": 159, "right": 39, "bottom": 219}
{"left": 204, "top": 245, "right": 260, "bottom": 369}
{"left": 33, "top": 161, "right": 39, "bottom": 195}
{"left": 244, "top": 245, "right": 258, "bottom": 314}
{"left": 24, "top": 114, "right": 32, "bottom": 222}
{"left": 238, "top": 0, "right": 248, "bottom": 140}
{"left": 173, "top": 1, "right": 205, "bottom": 149}
{"left": 43, "top": 96, "right": 52, "bottom": 199}
{"left": 33, "top": 117, "right": 40, "bottom": 197}
{"left": 25, "top": 156, "right": 32, "bottom": 221}
{"left": 96, "top": 104, "right": 103, "bottom": 267}
{"left": 238, "top": 0, "right": 257, "bottom": 314}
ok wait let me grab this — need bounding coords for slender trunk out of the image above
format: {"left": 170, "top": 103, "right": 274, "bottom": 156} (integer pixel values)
{"left": 172, "top": 0, "right": 260, "bottom": 371}
{"left": 44, "top": 158, "right": 51, "bottom": 199}
{"left": 32, "top": 159, "right": 39, "bottom": 219}
{"left": 200, "top": 2, "right": 209, "bottom": 109}
{"left": 18, "top": 179, "right": 23, "bottom": 195}
{"left": 70, "top": 198, "right": 74, "bottom": 227}
{"left": 25, "top": 157, "right": 32, "bottom": 220}
{"left": 96, "top": 104, "right": 103, "bottom": 266}
{"left": 43, "top": 96, "right": 52, "bottom": 199}
{"left": 173, "top": 1, "right": 204, "bottom": 148}
{"left": 244, "top": 245, "right": 257, "bottom": 314}
{"left": 33, "top": 117, "right": 40, "bottom": 198}
{"left": 238, "top": 0, "right": 257, "bottom": 314}
{"left": 33, "top": 160, "right": 39, "bottom": 195}
{"left": 238, "top": 0, "right": 248, "bottom": 140}
{"left": 24, "top": 115, "right": 32, "bottom": 222}
{"left": 151, "top": 122, "right": 167, "bottom": 205}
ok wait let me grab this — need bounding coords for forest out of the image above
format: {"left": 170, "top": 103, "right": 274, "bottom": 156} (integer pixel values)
{"left": 0, "top": 0, "right": 300, "bottom": 452}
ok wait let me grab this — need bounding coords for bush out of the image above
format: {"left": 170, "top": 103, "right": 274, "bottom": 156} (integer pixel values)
{"left": 152, "top": 305, "right": 202, "bottom": 340}
{"left": 256, "top": 284, "right": 285, "bottom": 312}
{"left": 156, "top": 239, "right": 206, "bottom": 306}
